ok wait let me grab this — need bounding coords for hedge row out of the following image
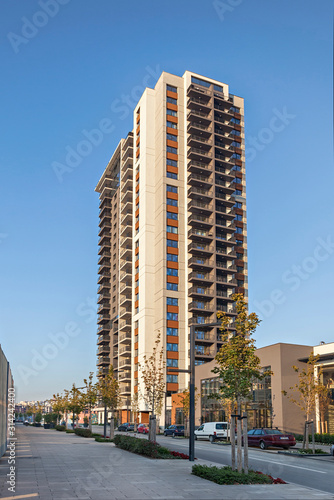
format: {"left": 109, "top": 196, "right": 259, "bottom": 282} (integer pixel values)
{"left": 74, "top": 428, "right": 92, "bottom": 438}
{"left": 294, "top": 433, "right": 334, "bottom": 445}
{"left": 113, "top": 435, "right": 173, "bottom": 458}
{"left": 192, "top": 465, "right": 286, "bottom": 485}
{"left": 55, "top": 425, "right": 66, "bottom": 432}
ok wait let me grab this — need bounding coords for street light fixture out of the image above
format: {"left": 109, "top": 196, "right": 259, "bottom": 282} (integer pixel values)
{"left": 169, "top": 320, "right": 221, "bottom": 461}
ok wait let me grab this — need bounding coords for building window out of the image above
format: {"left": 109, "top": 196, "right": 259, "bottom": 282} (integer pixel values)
{"left": 167, "top": 358, "right": 178, "bottom": 367}
{"left": 167, "top": 109, "right": 177, "bottom": 117}
{"left": 167, "top": 297, "right": 178, "bottom": 306}
{"left": 230, "top": 117, "right": 240, "bottom": 124}
{"left": 167, "top": 312, "right": 178, "bottom": 321}
{"left": 166, "top": 158, "right": 177, "bottom": 167}
{"left": 235, "top": 189, "right": 242, "bottom": 196}
{"left": 167, "top": 374, "right": 178, "bottom": 383}
{"left": 167, "top": 198, "right": 178, "bottom": 207}
{"left": 236, "top": 240, "right": 243, "bottom": 246}
{"left": 167, "top": 134, "right": 177, "bottom": 142}
{"left": 167, "top": 253, "right": 178, "bottom": 262}
{"left": 235, "top": 214, "right": 242, "bottom": 221}
{"left": 167, "top": 172, "right": 177, "bottom": 180}
{"left": 167, "top": 268, "right": 178, "bottom": 276}
{"left": 167, "top": 327, "right": 178, "bottom": 335}
{"left": 167, "top": 283, "right": 178, "bottom": 291}
{"left": 167, "top": 343, "right": 178, "bottom": 352}
{"left": 167, "top": 239, "right": 178, "bottom": 247}
{"left": 167, "top": 84, "right": 177, "bottom": 93}
{"left": 167, "top": 97, "right": 177, "bottom": 105}
{"left": 167, "top": 146, "right": 177, "bottom": 154}
{"left": 167, "top": 212, "right": 178, "bottom": 220}
{"left": 234, "top": 202, "right": 242, "bottom": 209}
{"left": 191, "top": 76, "right": 211, "bottom": 88}
{"left": 166, "top": 120, "right": 177, "bottom": 129}
{"left": 167, "top": 185, "right": 177, "bottom": 193}
{"left": 234, "top": 177, "right": 242, "bottom": 184}
{"left": 167, "top": 226, "right": 178, "bottom": 234}
{"left": 235, "top": 227, "right": 242, "bottom": 234}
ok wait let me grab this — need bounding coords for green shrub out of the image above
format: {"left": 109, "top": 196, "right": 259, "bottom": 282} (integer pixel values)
{"left": 55, "top": 425, "right": 66, "bottom": 432}
{"left": 294, "top": 432, "right": 334, "bottom": 445}
{"left": 192, "top": 465, "right": 273, "bottom": 485}
{"left": 113, "top": 435, "right": 174, "bottom": 459}
{"left": 95, "top": 436, "right": 113, "bottom": 442}
{"left": 74, "top": 428, "right": 92, "bottom": 438}
{"left": 92, "top": 433, "right": 102, "bottom": 437}
{"left": 66, "top": 429, "right": 75, "bottom": 433}
{"left": 297, "top": 448, "right": 327, "bottom": 454}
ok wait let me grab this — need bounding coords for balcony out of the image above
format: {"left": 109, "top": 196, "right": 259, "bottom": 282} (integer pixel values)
{"left": 188, "top": 213, "right": 214, "bottom": 228}
{"left": 97, "top": 356, "right": 110, "bottom": 366}
{"left": 216, "top": 246, "right": 237, "bottom": 258}
{"left": 194, "top": 331, "right": 215, "bottom": 342}
{"left": 188, "top": 173, "right": 212, "bottom": 187}
{"left": 187, "top": 83, "right": 211, "bottom": 98}
{"left": 121, "top": 189, "right": 133, "bottom": 204}
{"left": 98, "top": 262, "right": 111, "bottom": 275}
{"left": 188, "top": 186, "right": 213, "bottom": 201}
{"left": 120, "top": 306, "right": 131, "bottom": 319}
{"left": 119, "top": 371, "right": 131, "bottom": 382}
{"left": 121, "top": 176, "right": 133, "bottom": 192}
{"left": 188, "top": 160, "right": 213, "bottom": 174}
{"left": 97, "top": 273, "right": 111, "bottom": 285}
{"left": 216, "top": 275, "right": 237, "bottom": 286}
{"left": 97, "top": 334, "right": 110, "bottom": 344}
{"left": 189, "top": 301, "right": 214, "bottom": 313}
{"left": 119, "top": 345, "right": 131, "bottom": 356}
{"left": 119, "top": 332, "right": 131, "bottom": 344}
{"left": 121, "top": 211, "right": 132, "bottom": 227}
{"left": 187, "top": 109, "right": 212, "bottom": 125}
{"left": 188, "top": 147, "right": 212, "bottom": 163}
{"left": 97, "top": 313, "right": 110, "bottom": 324}
{"left": 120, "top": 257, "right": 132, "bottom": 272}
{"left": 119, "top": 282, "right": 131, "bottom": 295}
{"left": 97, "top": 324, "right": 110, "bottom": 334}
{"left": 120, "top": 245, "right": 132, "bottom": 260}
{"left": 120, "top": 294, "right": 131, "bottom": 308}
{"left": 97, "top": 367, "right": 109, "bottom": 378}
{"left": 97, "top": 302, "right": 109, "bottom": 314}
{"left": 188, "top": 228, "right": 214, "bottom": 242}
{"left": 188, "top": 256, "right": 214, "bottom": 270}
{"left": 188, "top": 199, "right": 213, "bottom": 214}
{"left": 188, "top": 242, "right": 214, "bottom": 255}
{"left": 96, "top": 344, "right": 110, "bottom": 356}
{"left": 187, "top": 94, "right": 212, "bottom": 109}
{"left": 97, "top": 291, "right": 110, "bottom": 303}
{"left": 187, "top": 121, "right": 212, "bottom": 138}
{"left": 98, "top": 234, "right": 111, "bottom": 246}
{"left": 188, "top": 286, "right": 214, "bottom": 297}
{"left": 195, "top": 347, "right": 214, "bottom": 358}
{"left": 98, "top": 221, "right": 112, "bottom": 235}
{"left": 98, "top": 252, "right": 111, "bottom": 265}
{"left": 119, "top": 319, "right": 131, "bottom": 332}
{"left": 119, "top": 358, "right": 131, "bottom": 369}
{"left": 217, "top": 290, "right": 234, "bottom": 299}
{"left": 120, "top": 385, "right": 131, "bottom": 395}
{"left": 189, "top": 317, "right": 215, "bottom": 326}
{"left": 216, "top": 219, "right": 235, "bottom": 232}
{"left": 188, "top": 271, "right": 214, "bottom": 283}
{"left": 187, "top": 134, "right": 212, "bottom": 150}
{"left": 216, "top": 260, "right": 237, "bottom": 272}
{"left": 120, "top": 224, "right": 132, "bottom": 238}
{"left": 120, "top": 235, "right": 132, "bottom": 248}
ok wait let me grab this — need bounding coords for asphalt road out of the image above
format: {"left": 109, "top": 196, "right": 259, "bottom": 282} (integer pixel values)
{"left": 94, "top": 425, "right": 334, "bottom": 495}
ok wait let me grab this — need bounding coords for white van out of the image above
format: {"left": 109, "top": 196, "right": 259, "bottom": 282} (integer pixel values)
{"left": 194, "top": 422, "right": 229, "bottom": 442}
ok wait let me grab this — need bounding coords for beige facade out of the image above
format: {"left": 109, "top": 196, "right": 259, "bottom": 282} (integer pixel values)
{"left": 194, "top": 343, "right": 312, "bottom": 434}
{"left": 95, "top": 71, "right": 247, "bottom": 421}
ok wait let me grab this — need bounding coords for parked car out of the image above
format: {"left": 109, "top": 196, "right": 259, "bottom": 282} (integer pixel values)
{"left": 330, "top": 444, "right": 334, "bottom": 456}
{"left": 137, "top": 424, "right": 149, "bottom": 434}
{"left": 194, "top": 422, "right": 229, "bottom": 443}
{"left": 117, "top": 423, "right": 134, "bottom": 432}
{"left": 163, "top": 425, "right": 184, "bottom": 437}
{"left": 245, "top": 428, "right": 296, "bottom": 450}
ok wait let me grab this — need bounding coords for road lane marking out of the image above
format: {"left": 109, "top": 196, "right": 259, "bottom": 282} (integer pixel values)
{"left": 250, "top": 456, "right": 327, "bottom": 473}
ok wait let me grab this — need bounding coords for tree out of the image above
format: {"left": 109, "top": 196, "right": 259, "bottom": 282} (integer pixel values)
{"left": 212, "top": 293, "right": 271, "bottom": 473}
{"left": 97, "top": 366, "right": 120, "bottom": 438}
{"left": 131, "top": 392, "right": 140, "bottom": 431}
{"left": 178, "top": 387, "right": 200, "bottom": 436}
{"left": 51, "top": 393, "right": 66, "bottom": 424}
{"left": 282, "top": 352, "right": 329, "bottom": 449}
{"left": 65, "top": 385, "right": 85, "bottom": 429}
{"left": 139, "top": 332, "right": 165, "bottom": 441}
{"left": 83, "top": 372, "right": 98, "bottom": 432}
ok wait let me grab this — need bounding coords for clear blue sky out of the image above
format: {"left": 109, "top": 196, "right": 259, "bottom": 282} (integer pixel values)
{"left": 0, "top": 0, "right": 333, "bottom": 401}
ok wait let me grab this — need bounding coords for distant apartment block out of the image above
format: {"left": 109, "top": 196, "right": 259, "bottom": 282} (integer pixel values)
{"left": 95, "top": 71, "right": 247, "bottom": 423}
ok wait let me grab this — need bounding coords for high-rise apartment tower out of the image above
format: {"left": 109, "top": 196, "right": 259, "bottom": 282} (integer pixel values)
{"left": 96, "top": 71, "right": 247, "bottom": 424}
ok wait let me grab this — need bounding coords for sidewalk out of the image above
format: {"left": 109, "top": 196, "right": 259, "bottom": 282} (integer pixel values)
{"left": 0, "top": 425, "right": 333, "bottom": 500}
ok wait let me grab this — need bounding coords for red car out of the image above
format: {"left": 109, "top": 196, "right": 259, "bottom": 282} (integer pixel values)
{"left": 246, "top": 428, "right": 296, "bottom": 450}
{"left": 137, "top": 424, "right": 149, "bottom": 434}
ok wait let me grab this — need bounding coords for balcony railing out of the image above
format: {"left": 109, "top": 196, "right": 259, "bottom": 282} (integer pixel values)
{"left": 188, "top": 271, "right": 214, "bottom": 281}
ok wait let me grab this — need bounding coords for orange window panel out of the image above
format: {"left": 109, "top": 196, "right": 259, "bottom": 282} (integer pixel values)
{"left": 167, "top": 383, "right": 178, "bottom": 392}
{"left": 134, "top": 356, "right": 138, "bottom": 364}
{"left": 166, "top": 204, "right": 178, "bottom": 213}
{"left": 167, "top": 233, "right": 178, "bottom": 241}
{"left": 167, "top": 192, "right": 178, "bottom": 201}
{"left": 136, "top": 136, "right": 140, "bottom": 147}
{"left": 167, "top": 335, "right": 179, "bottom": 343}
{"left": 136, "top": 125, "right": 140, "bottom": 135}
{"left": 167, "top": 305, "right": 178, "bottom": 314}
{"left": 167, "top": 276, "right": 179, "bottom": 284}
{"left": 135, "top": 247, "right": 139, "bottom": 255}
{"left": 134, "top": 386, "right": 138, "bottom": 393}
{"left": 167, "top": 139, "right": 178, "bottom": 149}
{"left": 167, "top": 246, "right": 178, "bottom": 255}
{"left": 167, "top": 218, "right": 178, "bottom": 227}
{"left": 134, "top": 371, "right": 138, "bottom": 379}
{"left": 134, "top": 327, "right": 138, "bottom": 335}
{"left": 136, "top": 172, "right": 140, "bottom": 181}
{"left": 167, "top": 165, "right": 178, "bottom": 175}
{"left": 166, "top": 90, "right": 178, "bottom": 100}
{"left": 136, "top": 148, "right": 140, "bottom": 158}
{"left": 135, "top": 185, "right": 139, "bottom": 193}
{"left": 167, "top": 103, "right": 178, "bottom": 112}
{"left": 135, "top": 286, "right": 139, "bottom": 295}
{"left": 235, "top": 113, "right": 242, "bottom": 120}
{"left": 135, "top": 260, "right": 139, "bottom": 268}
{"left": 166, "top": 127, "right": 178, "bottom": 136}
{"left": 167, "top": 152, "right": 178, "bottom": 161}
{"left": 135, "top": 208, "right": 139, "bottom": 217}
{"left": 167, "top": 115, "right": 178, "bottom": 124}
{"left": 136, "top": 114, "right": 140, "bottom": 124}
{"left": 167, "top": 320, "right": 178, "bottom": 328}
{"left": 167, "top": 261, "right": 178, "bottom": 270}
{"left": 135, "top": 300, "right": 139, "bottom": 308}
{"left": 134, "top": 342, "right": 138, "bottom": 350}
{"left": 167, "top": 351, "right": 179, "bottom": 360}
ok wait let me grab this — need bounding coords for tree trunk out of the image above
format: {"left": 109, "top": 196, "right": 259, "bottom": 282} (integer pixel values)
{"left": 230, "top": 415, "right": 236, "bottom": 471}
{"left": 243, "top": 411, "right": 248, "bottom": 474}
{"left": 149, "top": 414, "right": 156, "bottom": 442}
{"left": 305, "top": 422, "right": 309, "bottom": 450}
{"left": 109, "top": 415, "right": 114, "bottom": 439}
{"left": 302, "top": 420, "right": 306, "bottom": 450}
{"left": 311, "top": 420, "right": 315, "bottom": 454}
{"left": 236, "top": 402, "right": 242, "bottom": 472}
{"left": 89, "top": 408, "right": 92, "bottom": 432}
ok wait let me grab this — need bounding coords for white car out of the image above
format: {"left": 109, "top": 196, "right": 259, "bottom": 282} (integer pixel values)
{"left": 195, "top": 422, "right": 229, "bottom": 443}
